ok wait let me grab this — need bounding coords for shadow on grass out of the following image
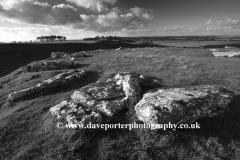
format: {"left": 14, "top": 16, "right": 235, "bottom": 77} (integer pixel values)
{"left": 139, "top": 75, "right": 166, "bottom": 95}
{"left": 178, "top": 94, "right": 240, "bottom": 142}
{"left": 0, "top": 42, "right": 165, "bottom": 78}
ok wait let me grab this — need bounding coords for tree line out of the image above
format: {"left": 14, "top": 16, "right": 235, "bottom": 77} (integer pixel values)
{"left": 36, "top": 35, "right": 66, "bottom": 42}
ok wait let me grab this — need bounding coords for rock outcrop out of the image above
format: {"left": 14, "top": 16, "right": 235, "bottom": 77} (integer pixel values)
{"left": 135, "top": 85, "right": 233, "bottom": 128}
{"left": 50, "top": 72, "right": 142, "bottom": 128}
{"left": 51, "top": 51, "right": 89, "bottom": 60}
{"left": 22, "top": 60, "right": 76, "bottom": 72}
{"left": 72, "top": 51, "right": 88, "bottom": 58}
{"left": 71, "top": 72, "right": 141, "bottom": 117}
{"left": 209, "top": 47, "right": 240, "bottom": 57}
{"left": 213, "top": 52, "right": 240, "bottom": 57}
{"left": 51, "top": 52, "right": 69, "bottom": 59}
{"left": 8, "top": 70, "right": 86, "bottom": 102}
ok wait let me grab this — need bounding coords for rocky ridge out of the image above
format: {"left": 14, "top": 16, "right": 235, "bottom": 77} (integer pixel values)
{"left": 50, "top": 51, "right": 89, "bottom": 59}
{"left": 22, "top": 60, "right": 77, "bottom": 72}
{"left": 8, "top": 70, "right": 86, "bottom": 102}
{"left": 48, "top": 73, "right": 234, "bottom": 130}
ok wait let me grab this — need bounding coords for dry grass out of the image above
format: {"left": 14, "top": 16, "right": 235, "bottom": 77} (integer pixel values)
{"left": 1, "top": 45, "right": 240, "bottom": 160}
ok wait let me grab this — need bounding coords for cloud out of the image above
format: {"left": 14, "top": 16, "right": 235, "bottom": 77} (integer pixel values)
{"left": 205, "top": 17, "right": 240, "bottom": 30}
{"left": 131, "top": 17, "right": 240, "bottom": 36}
{"left": 216, "top": 17, "right": 240, "bottom": 28}
{"left": 205, "top": 19, "right": 212, "bottom": 25}
{"left": 66, "top": 0, "right": 118, "bottom": 12}
{"left": 75, "top": 7, "right": 154, "bottom": 32}
{"left": 0, "top": 1, "right": 154, "bottom": 33}
{"left": 0, "top": 0, "right": 82, "bottom": 25}
{"left": 125, "top": 27, "right": 203, "bottom": 35}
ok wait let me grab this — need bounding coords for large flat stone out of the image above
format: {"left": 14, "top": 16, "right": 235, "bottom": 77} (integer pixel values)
{"left": 213, "top": 52, "right": 240, "bottom": 57}
{"left": 209, "top": 47, "right": 240, "bottom": 57}
{"left": 135, "top": 85, "right": 233, "bottom": 127}
{"left": 71, "top": 72, "right": 142, "bottom": 117}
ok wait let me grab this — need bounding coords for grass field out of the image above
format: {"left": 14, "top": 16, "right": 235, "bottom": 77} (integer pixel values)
{"left": 0, "top": 42, "right": 162, "bottom": 78}
{"left": 154, "top": 40, "right": 240, "bottom": 48}
{"left": 1, "top": 42, "right": 240, "bottom": 159}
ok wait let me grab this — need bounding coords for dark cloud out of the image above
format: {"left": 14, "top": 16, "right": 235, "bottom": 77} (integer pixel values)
{"left": 0, "top": 0, "right": 82, "bottom": 25}
{"left": 0, "top": 0, "right": 154, "bottom": 33}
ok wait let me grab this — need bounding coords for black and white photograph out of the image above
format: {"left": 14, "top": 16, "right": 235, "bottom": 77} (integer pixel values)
{"left": 1, "top": 0, "right": 240, "bottom": 159}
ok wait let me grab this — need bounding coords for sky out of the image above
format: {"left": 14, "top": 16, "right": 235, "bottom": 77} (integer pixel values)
{"left": 0, "top": 0, "right": 240, "bottom": 41}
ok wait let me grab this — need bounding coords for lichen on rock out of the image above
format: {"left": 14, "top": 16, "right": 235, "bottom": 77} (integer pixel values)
{"left": 50, "top": 100, "right": 102, "bottom": 127}
{"left": 50, "top": 72, "right": 142, "bottom": 129}
{"left": 135, "top": 85, "right": 233, "bottom": 128}
{"left": 71, "top": 72, "right": 141, "bottom": 117}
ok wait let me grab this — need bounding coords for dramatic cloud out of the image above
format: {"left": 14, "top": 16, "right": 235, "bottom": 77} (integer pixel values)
{"left": 66, "top": 0, "right": 118, "bottom": 12}
{"left": 75, "top": 7, "right": 154, "bottom": 32}
{"left": 0, "top": 0, "right": 82, "bottom": 25}
{"left": 0, "top": 1, "right": 154, "bottom": 33}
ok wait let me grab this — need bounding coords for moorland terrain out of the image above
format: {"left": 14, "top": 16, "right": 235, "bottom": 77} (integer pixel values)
{"left": 1, "top": 37, "right": 240, "bottom": 160}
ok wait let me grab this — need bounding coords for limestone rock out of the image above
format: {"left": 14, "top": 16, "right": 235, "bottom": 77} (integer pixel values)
{"left": 209, "top": 47, "right": 240, "bottom": 57}
{"left": 72, "top": 51, "right": 88, "bottom": 58}
{"left": 51, "top": 51, "right": 89, "bottom": 60}
{"left": 8, "top": 70, "right": 86, "bottom": 102}
{"left": 22, "top": 60, "right": 76, "bottom": 72}
{"left": 49, "top": 72, "right": 141, "bottom": 129}
{"left": 50, "top": 101, "right": 102, "bottom": 128}
{"left": 51, "top": 52, "right": 69, "bottom": 59}
{"left": 135, "top": 85, "right": 233, "bottom": 127}
{"left": 213, "top": 52, "right": 240, "bottom": 57}
{"left": 71, "top": 72, "right": 141, "bottom": 117}
{"left": 209, "top": 49, "right": 219, "bottom": 52}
